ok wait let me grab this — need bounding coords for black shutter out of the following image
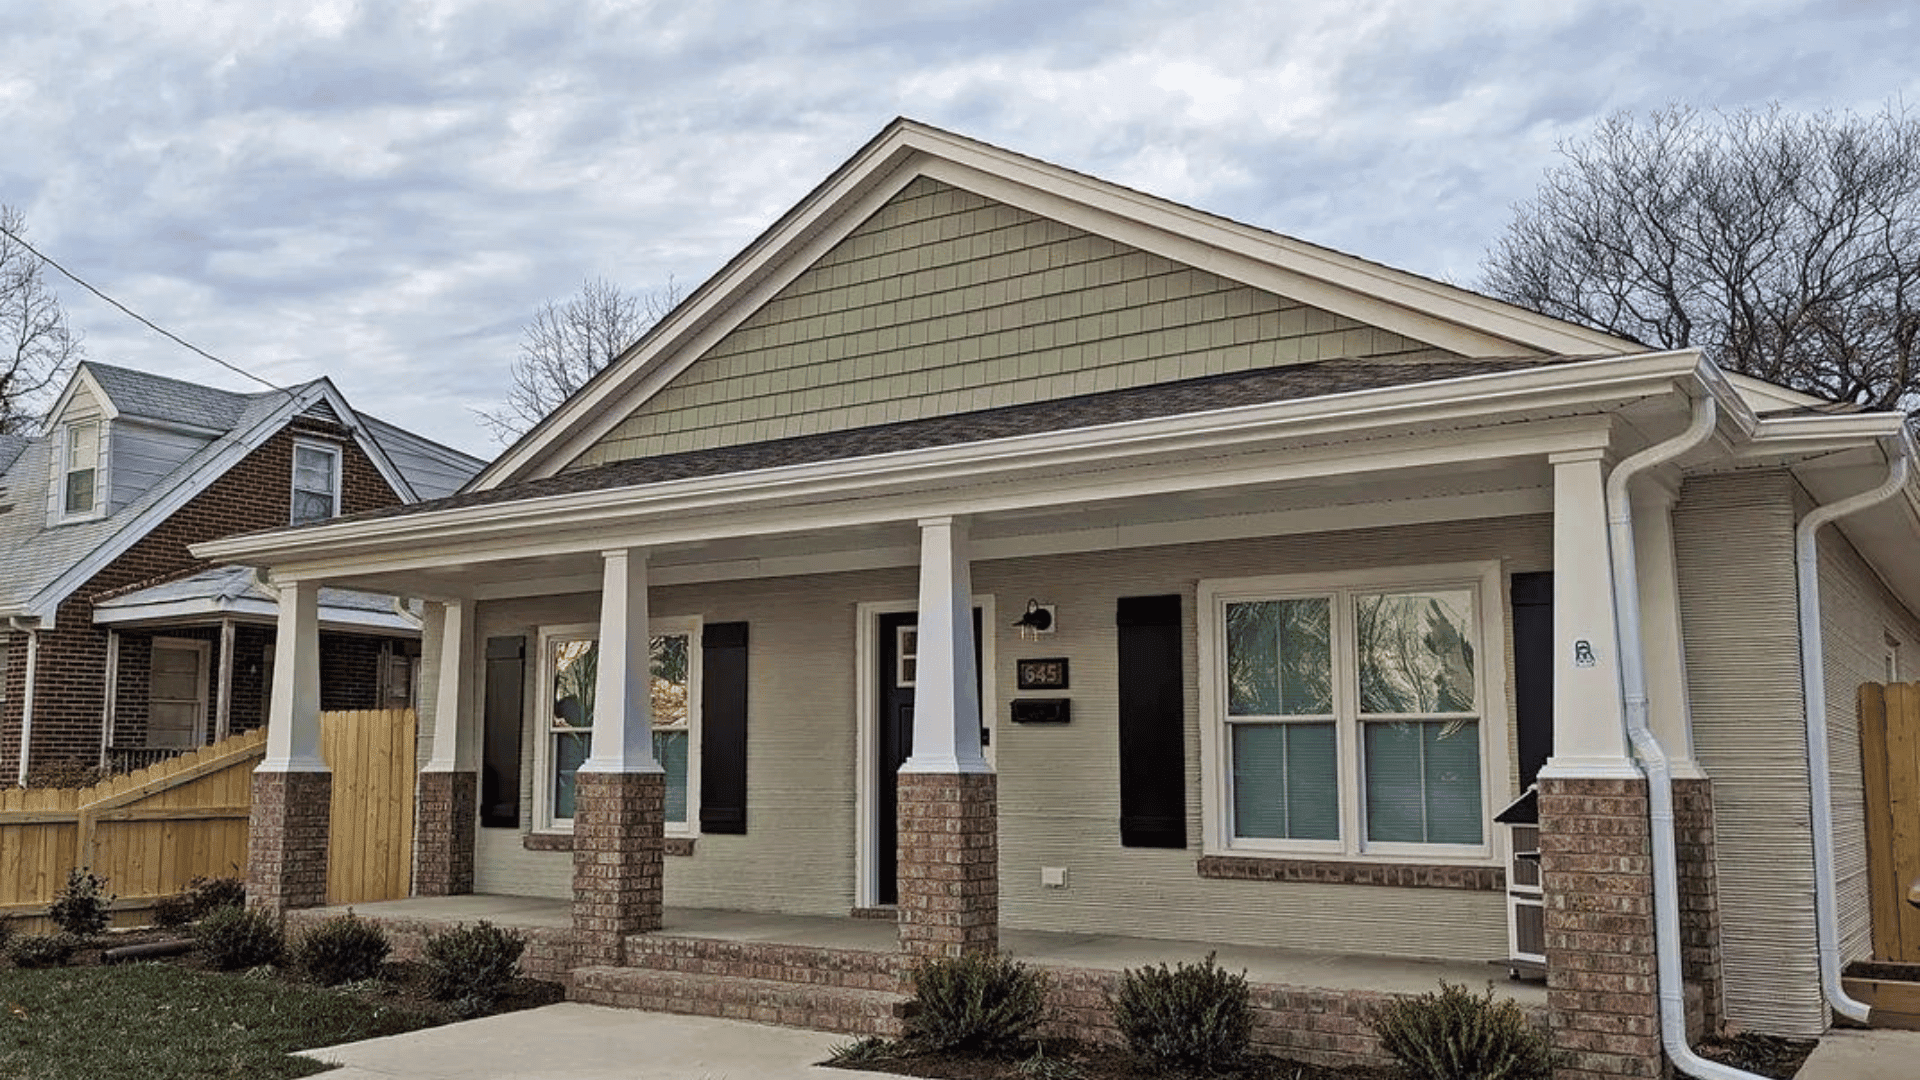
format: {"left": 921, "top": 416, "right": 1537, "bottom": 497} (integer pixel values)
{"left": 1117, "top": 594, "right": 1186, "bottom": 848}
{"left": 1511, "top": 572, "right": 1554, "bottom": 791}
{"left": 480, "top": 635, "right": 525, "bottom": 829}
{"left": 699, "top": 622, "right": 750, "bottom": 835}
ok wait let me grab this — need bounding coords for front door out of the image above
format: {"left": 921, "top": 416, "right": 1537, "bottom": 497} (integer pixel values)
{"left": 148, "top": 638, "right": 210, "bottom": 749}
{"left": 875, "top": 609, "right": 982, "bottom": 905}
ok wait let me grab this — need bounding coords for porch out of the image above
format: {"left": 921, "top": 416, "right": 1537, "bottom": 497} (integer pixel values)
{"left": 291, "top": 895, "right": 1546, "bottom": 1065}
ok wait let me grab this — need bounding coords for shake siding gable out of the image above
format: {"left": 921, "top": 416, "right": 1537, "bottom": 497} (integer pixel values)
{"left": 0, "top": 423, "right": 404, "bottom": 775}
{"left": 574, "top": 177, "right": 1459, "bottom": 468}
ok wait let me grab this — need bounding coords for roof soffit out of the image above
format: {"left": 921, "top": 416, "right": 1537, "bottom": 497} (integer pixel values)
{"left": 476, "top": 119, "right": 1643, "bottom": 489}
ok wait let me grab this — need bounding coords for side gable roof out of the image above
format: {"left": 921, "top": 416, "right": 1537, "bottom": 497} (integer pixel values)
{"left": 0, "top": 366, "right": 485, "bottom": 623}
{"left": 476, "top": 118, "right": 1642, "bottom": 489}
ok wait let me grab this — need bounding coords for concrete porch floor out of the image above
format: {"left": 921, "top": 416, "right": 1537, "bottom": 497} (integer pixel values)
{"left": 312, "top": 894, "right": 1546, "bottom": 1006}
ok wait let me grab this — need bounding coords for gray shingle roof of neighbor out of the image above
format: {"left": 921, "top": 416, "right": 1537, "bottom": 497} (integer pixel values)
{"left": 84, "top": 361, "right": 260, "bottom": 430}
{"left": 92, "top": 565, "right": 419, "bottom": 623}
{"left": 334, "top": 355, "right": 1593, "bottom": 526}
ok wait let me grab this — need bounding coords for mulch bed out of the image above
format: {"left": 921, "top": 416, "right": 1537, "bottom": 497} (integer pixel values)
{"left": 23, "top": 926, "right": 565, "bottom": 1018}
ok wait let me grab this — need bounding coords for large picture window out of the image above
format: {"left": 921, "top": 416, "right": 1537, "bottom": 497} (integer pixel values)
{"left": 1200, "top": 563, "right": 1504, "bottom": 862}
{"left": 536, "top": 619, "right": 700, "bottom": 833}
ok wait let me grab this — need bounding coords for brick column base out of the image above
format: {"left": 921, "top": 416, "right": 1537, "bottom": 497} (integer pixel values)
{"left": 571, "top": 771, "right": 665, "bottom": 967}
{"left": 414, "top": 770, "right": 477, "bottom": 897}
{"left": 1671, "top": 777, "right": 1723, "bottom": 1038}
{"left": 897, "top": 772, "right": 997, "bottom": 960}
{"left": 247, "top": 770, "right": 332, "bottom": 912}
{"left": 1539, "top": 775, "right": 1663, "bottom": 1080}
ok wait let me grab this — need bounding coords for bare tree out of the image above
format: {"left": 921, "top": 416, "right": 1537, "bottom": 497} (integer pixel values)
{"left": 1483, "top": 104, "right": 1920, "bottom": 412}
{"left": 0, "top": 205, "right": 84, "bottom": 435}
{"left": 478, "top": 276, "right": 681, "bottom": 442}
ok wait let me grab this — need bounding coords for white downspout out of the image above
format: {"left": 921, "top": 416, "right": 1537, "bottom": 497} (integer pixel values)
{"left": 16, "top": 629, "right": 39, "bottom": 787}
{"left": 1605, "top": 393, "right": 1772, "bottom": 1080}
{"left": 1796, "top": 448, "right": 1910, "bottom": 1026}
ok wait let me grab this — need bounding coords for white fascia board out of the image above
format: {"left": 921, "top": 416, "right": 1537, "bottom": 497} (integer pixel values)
{"left": 197, "top": 352, "right": 1711, "bottom": 577}
{"left": 24, "top": 383, "right": 326, "bottom": 621}
{"left": 478, "top": 121, "right": 1640, "bottom": 488}
{"left": 316, "top": 381, "right": 420, "bottom": 504}
{"left": 1731, "top": 413, "right": 1910, "bottom": 462}
{"left": 40, "top": 366, "right": 119, "bottom": 435}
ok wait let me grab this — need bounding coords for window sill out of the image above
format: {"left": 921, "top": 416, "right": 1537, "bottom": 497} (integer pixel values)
{"left": 521, "top": 832, "right": 695, "bottom": 856}
{"left": 1197, "top": 854, "right": 1503, "bottom": 891}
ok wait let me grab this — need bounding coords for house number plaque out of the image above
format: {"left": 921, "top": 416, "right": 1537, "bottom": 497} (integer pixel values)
{"left": 1016, "top": 657, "right": 1069, "bottom": 690}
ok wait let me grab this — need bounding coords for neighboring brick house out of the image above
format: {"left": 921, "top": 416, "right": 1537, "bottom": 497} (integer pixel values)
{"left": 203, "top": 121, "right": 1920, "bottom": 1077}
{"left": 0, "top": 362, "right": 483, "bottom": 778}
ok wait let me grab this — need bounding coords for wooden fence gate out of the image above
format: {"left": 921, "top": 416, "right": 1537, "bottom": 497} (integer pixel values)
{"left": 322, "top": 708, "right": 417, "bottom": 905}
{"left": 1861, "top": 682, "right": 1920, "bottom": 963}
{"left": 0, "top": 708, "right": 417, "bottom": 930}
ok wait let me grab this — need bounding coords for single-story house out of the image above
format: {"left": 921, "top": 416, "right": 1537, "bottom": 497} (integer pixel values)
{"left": 198, "top": 120, "right": 1920, "bottom": 1078}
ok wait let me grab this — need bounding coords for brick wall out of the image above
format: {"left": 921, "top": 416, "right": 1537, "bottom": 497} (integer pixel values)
{"left": 1, "top": 422, "right": 403, "bottom": 775}
{"left": 896, "top": 772, "right": 998, "bottom": 959}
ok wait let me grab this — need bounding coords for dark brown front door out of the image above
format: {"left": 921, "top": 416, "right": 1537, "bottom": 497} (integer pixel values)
{"left": 876, "top": 609, "right": 981, "bottom": 905}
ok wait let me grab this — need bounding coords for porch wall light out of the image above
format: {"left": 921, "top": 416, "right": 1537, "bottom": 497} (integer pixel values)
{"left": 1012, "top": 599, "right": 1055, "bottom": 640}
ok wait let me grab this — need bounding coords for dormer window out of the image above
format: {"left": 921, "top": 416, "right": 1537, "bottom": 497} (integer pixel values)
{"left": 291, "top": 441, "right": 341, "bottom": 525}
{"left": 62, "top": 421, "right": 100, "bottom": 518}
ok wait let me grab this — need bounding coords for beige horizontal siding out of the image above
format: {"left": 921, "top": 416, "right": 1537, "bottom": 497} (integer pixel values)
{"left": 467, "top": 514, "right": 1549, "bottom": 962}
{"left": 575, "top": 177, "right": 1455, "bottom": 468}
{"left": 1816, "top": 509, "right": 1920, "bottom": 967}
{"left": 1673, "top": 472, "right": 1822, "bottom": 1036}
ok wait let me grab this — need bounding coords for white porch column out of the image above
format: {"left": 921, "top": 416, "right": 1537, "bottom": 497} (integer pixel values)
{"left": 423, "top": 600, "right": 474, "bottom": 772}
{"left": 1632, "top": 480, "right": 1701, "bottom": 776}
{"left": 902, "top": 515, "right": 989, "bottom": 774}
{"left": 583, "top": 548, "right": 661, "bottom": 774}
{"left": 1541, "top": 449, "right": 1637, "bottom": 777}
{"left": 215, "top": 618, "right": 235, "bottom": 743}
{"left": 263, "top": 579, "right": 326, "bottom": 772}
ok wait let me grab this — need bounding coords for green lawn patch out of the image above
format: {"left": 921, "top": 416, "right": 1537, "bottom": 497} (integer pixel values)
{"left": 0, "top": 962, "right": 446, "bottom": 1079}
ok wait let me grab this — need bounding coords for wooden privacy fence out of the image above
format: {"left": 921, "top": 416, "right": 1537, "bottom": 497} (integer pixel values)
{"left": 0, "top": 708, "right": 417, "bottom": 932}
{"left": 1861, "top": 682, "right": 1920, "bottom": 963}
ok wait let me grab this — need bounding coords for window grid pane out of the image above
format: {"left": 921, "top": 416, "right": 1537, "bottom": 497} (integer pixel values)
{"left": 1231, "top": 721, "right": 1338, "bottom": 840}
{"left": 1226, "top": 598, "right": 1331, "bottom": 717}
{"left": 1363, "top": 719, "right": 1482, "bottom": 845}
{"left": 1354, "top": 590, "right": 1476, "bottom": 715}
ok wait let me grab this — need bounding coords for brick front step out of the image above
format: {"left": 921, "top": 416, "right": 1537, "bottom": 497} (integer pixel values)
{"left": 569, "top": 965, "right": 910, "bottom": 1037}
{"left": 620, "top": 934, "right": 906, "bottom": 992}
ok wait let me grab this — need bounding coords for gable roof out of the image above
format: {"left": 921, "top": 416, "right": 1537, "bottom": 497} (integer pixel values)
{"left": 0, "top": 364, "right": 485, "bottom": 623}
{"left": 475, "top": 118, "right": 1642, "bottom": 489}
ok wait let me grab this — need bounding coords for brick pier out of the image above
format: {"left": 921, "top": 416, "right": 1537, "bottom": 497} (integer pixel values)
{"left": 247, "top": 770, "right": 332, "bottom": 911}
{"left": 570, "top": 771, "right": 665, "bottom": 967}
{"left": 896, "top": 772, "right": 998, "bottom": 959}
{"left": 414, "top": 770, "right": 477, "bottom": 896}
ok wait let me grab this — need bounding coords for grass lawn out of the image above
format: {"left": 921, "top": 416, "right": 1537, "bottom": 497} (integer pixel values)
{"left": 0, "top": 962, "right": 447, "bottom": 1079}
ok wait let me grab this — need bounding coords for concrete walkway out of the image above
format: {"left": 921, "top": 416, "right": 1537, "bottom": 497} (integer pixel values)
{"left": 301, "top": 1003, "right": 894, "bottom": 1080}
{"left": 1794, "top": 1026, "right": 1920, "bottom": 1080}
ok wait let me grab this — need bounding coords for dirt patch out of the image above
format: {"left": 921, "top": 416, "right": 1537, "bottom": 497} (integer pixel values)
{"left": 826, "top": 1039, "right": 1394, "bottom": 1080}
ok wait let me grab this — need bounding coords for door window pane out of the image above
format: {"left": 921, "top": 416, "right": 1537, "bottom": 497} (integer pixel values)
{"left": 1226, "top": 598, "right": 1331, "bottom": 716}
{"left": 1231, "top": 721, "right": 1338, "bottom": 840}
{"left": 1355, "top": 590, "right": 1475, "bottom": 714}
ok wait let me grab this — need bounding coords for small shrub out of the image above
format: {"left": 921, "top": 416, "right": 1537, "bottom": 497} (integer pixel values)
{"left": 420, "top": 921, "right": 526, "bottom": 1013}
{"left": 186, "top": 875, "right": 246, "bottom": 917}
{"left": 1107, "top": 952, "right": 1252, "bottom": 1071}
{"left": 150, "top": 892, "right": 199, "bottom": 929}
{"left": 828, "top": 1036, "right": 903, "bottom": 1065}
{"left": 906, "top": 952, "right": 1049, "bottom": 1054}
{"left": 47, "top": 868, "right": 114, "bottom": 937}
{"left": 0, "top": 916, "right": 14, "bottom": 953}
{"left": 196, "top": 905, "right": 286, "bottom": 971}
{"left": 294, "top": 912, "right": 393, "bottom": 986}
{"left": 1366, "top": 981, "right": 1556, "bottom": 1080}
{"left": 9, "top": 932, "right": 83, "bottom": 969}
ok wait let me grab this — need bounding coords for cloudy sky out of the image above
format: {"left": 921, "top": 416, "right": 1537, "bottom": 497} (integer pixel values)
{"left": 3, "top": 0, "right": 1914, "bottom": 458}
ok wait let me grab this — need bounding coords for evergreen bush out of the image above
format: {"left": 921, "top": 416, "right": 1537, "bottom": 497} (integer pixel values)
{"left": 906, "top": 952, "right": 1049, "bottom": 1054}
{"left": 1366, "top": 981, "right": 1556, "bottom": 1080}
{"left": 1107, "top": 953, "right": 1253, "bottom": 1071}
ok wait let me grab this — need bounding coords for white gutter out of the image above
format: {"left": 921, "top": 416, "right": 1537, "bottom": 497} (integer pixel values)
{"left": 1796, "top": 447, "right": 1912, "bottom": 1026}
{"left": 1606, "top": 393, "right": 1772, "bottom": 1080}
{"left": 15, "top": 629, "right": 38, "bottom": 787}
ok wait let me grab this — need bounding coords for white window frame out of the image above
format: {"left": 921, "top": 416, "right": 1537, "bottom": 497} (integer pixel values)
{"left": 60, "top": 419, "right": 103, "bottom": 520}
{"left": 1197, "top": 561, "right": 1509, "bottom": 866}
{"left": 531, "top": 617, "right": 702, "bottom": 836}
{"left": 289, "top": 439, "right": 342, "bottom": 525}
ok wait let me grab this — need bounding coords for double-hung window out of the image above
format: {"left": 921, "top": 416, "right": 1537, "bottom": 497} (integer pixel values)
{"left": 1200, "top": 562, "right": 1503, "bottom": 862}
{"left": 62, "top": 421, "right": 100, "bottom": 518}
{"left": 536, "top": 618, "right": 700, "bottom": 833}
{"left": 290, "top": 441, "right": 341, "bottom": 525}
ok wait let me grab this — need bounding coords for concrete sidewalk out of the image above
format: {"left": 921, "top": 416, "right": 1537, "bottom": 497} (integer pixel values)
{"left": 301, "top": 1003, "right": 894, "bottom": 1080}
{"left": 1794, "top": 1026, "right": 1920, "bottom": 1080}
